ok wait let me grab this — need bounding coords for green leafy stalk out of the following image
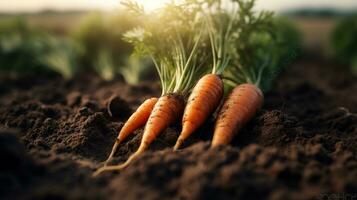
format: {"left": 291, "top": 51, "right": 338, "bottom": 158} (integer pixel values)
{"left": 221, "top": 0, "right": 277, "bottom": 91}
{"left": 331, "top": 16, "right": 357, "bottom": 74}
{"left": 0, "top": 18, "right": 78, "bottom": 77}
{"left": 198, "top": 0, "right": 240, "bottom": 75}
{"left": 123, "top": 1, "right": 209, "bottom": 97}
{"left": 42, "top": 38, "right": 78, "bottom": 79}
{"left": 225, "top": 5, "right": 302, "bottom": 92}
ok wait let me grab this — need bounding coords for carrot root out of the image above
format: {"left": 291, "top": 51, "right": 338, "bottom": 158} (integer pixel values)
{"left": 174, "top": 74, "right": 223, "bottom": 150}
{"left": 173, "top": 137, "right": 184, "bottom": 151}
{"left": 211, "top": 83, "right": 263, "bottom": 148}
{"left": 104, "top": 138, "right": 121, "bottom": 166}
{"left": 93, "top": 94, "right": 184, "bottom": 176}
{"left": 101, "top": 97, "right": 158, "bottom": 166}
{"left": 92, "top": 143, "right": 148, "bottom": 177}
{"left": 142, "top": 93, "right": 184, "bottom": 146}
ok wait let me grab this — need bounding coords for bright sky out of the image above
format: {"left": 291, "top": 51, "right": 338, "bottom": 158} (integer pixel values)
{"left": 0, "top": 0, "right": 357, "bottom": 13}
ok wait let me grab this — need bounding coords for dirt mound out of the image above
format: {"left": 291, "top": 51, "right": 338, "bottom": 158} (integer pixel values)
{"left": 0, "top": 127, "right": 40, "bottom": 199}
{"left": 0, "top": 57, "right": 356, "bottom": 199}
{"left": 110, "top": 142, "right": 357, "bottom": 200}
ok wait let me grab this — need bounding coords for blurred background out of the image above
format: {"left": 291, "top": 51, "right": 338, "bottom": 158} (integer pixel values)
{"left": 0, "top": 0, "right": 356, "bottom": 82}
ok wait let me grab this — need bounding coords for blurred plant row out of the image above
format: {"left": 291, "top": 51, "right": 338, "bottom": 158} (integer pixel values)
{"left": 0, "top": 18, "right": 77, "bottom": 78}
{"left": 0, "top": 10, "right": 302, "bottom": 83}
{"left": 331, "top": 15, "right": 357, "bottom": 74}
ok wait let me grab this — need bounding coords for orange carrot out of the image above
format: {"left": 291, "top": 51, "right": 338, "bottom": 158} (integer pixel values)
{"left": 211, "top": 83, "right": 264, "bottom": 147}
{"left": 174, "top": 74, "right": 223, "bottom": 150}
{"left": 103, "top": 97, "right": 158, "bottom": 165}
{"left": 93, "top": 93, "right": 184, "bottom": 176}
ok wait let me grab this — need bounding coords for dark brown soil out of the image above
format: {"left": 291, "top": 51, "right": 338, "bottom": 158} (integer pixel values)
{"left": 0, "top": 55, "right": 356, "bottom": 200}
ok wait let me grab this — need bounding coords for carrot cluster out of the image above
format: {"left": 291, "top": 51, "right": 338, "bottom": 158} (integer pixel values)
{"left": 94, "top": 0, "right": 282, "bottom": 176}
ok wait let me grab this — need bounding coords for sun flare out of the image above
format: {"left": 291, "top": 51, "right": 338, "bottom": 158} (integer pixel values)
{"left": 124, "top": 0, "right": 182, "bottom": 11}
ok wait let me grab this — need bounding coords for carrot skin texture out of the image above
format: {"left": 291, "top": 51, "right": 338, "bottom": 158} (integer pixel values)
{"left": 140, "top": 93, "right": 184, "bottom": 150}
{"left": 211, "top": 83, "right": 264, "bottom": 147}
{"left": 93, "top": 93, "right": 184, "bottom": 176}
{"left": 103, "top": 97, "right": 158, "bottom": 165}
{"left": 117, "top": 97, "right": 158, "bottom": 142}
{"left": 174, "top": 74, "right": 223, "bottom": 150}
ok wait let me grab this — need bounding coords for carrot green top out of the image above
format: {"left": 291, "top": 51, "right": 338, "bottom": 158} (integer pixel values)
{"left": 123, "top": 0, "right": 210, "bottom": 97}
{"left": 194, "top": 0, "right": 275, "bottom": 91}
{"left": 223, "top": 0, "right": 274, "bottom": 91}
{"left": 217, "top": 0, "right": 299, "bottom": 92}
{"left": 123, "top": 0, "right": 290, "bottom": 94}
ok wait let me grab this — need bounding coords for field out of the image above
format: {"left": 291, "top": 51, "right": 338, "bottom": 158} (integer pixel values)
{"left": 293, "top": 16, "right": 339, "bottom": 55}
{"left": 0, "top": 12, "right": 84, "bottom": 36}
{"left": 0, "top": 13, "right": 339, "bottom": 52}
{"left": 0, "top": 13, "right": 356, "bottom": 200}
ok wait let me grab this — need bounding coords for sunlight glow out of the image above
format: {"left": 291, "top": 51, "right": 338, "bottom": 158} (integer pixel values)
{"left": 133, "top": 0, "right": 182, "bottom": 11}
{"left": 94, "top": 0, "right": 173, "bottom": 11}
{"left": 0, "top": 0, "right": 356, "bottom": 13}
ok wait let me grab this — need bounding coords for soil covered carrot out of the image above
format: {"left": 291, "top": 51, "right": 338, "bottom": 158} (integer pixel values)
{"left": 104, "top": 97, "right": 158, "bottom": 165}
{"left": 175, "top": 0, "right": 262, "bottom": 150}
{"left": 212, "top": 83, "right": 263, "bottom": 147}
{"left": 211, "top": 0, "right": 291, "bottom": 147}
{"left": 95, "top": 94, "right": 184, "bottom": 174}
{"left": 93, "top": 1, "right": 209, "bottom": 175}
{"left": 174, "top": 74, "right": 223, "bottom": 150}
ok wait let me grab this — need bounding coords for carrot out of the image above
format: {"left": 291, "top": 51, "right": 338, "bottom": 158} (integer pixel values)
{"left": 93, "top": 93, "right": 184, "bottom": 176}
{"left": 172, "top": 0, "right": 242, "bottom": 150}
{"left": 92, "top": 1, "right": 207, "bottom": 176}
{"left": 103, "top": 97, "right": 158, "bottom": 166}
{"left": 211, "top": 83, "right": 263, "bottom": 147}
{"left": 207, "top": 0, "right": 275, "bottom": 148}
{"left": 174, "top": 74, "right": 223, "bottom": 150}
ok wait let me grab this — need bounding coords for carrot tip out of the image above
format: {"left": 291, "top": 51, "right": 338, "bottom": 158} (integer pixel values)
{"left": 92, "top": 159, "right": 131, "bottom": 177}
{"left": 92, "top": 163, "right": 127, "bottom": 177}
{"left": 173, "top": 138, "right": 184, "bottom": 151}
{"left": 92, "top": 167, "right": 106, "bottom": 177}
{"left": 92, "top": 147, "right": 145, "bottom": 177}
{"left": 104, "top": 139, "right": 121, "bottom": 166}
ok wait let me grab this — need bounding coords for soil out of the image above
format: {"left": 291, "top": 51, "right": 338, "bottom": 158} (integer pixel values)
{"left": 0, "top": 54, "right": 356, "bottom": 200}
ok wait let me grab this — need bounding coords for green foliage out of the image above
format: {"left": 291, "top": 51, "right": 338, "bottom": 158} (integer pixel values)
{"left": 216, "top": 0, "right": 273, "bottom": 88}
{"left": 0, "top": 18, "right": 49, "bottom": 72}
{"left": 331, "top": 16, "right": 357, "bottom": 74}
{"left": 201, "top": 1, "right": 240, "bottom": 75}
{"left": 41, "top": 38, "right": 78, "bottom": 79}
{"left": 121, "top": 56, "right": 153, "bottom": 84}
{"left": 255, "top": 18, "right": 302, "bottom": 91}
{"left": 224, "top": 7, "right": 302, "bottom": 91}
{"left": 0, "top": 18, "right": 77, "bottom": 77}
{"left": 270, "top": 18, "right": 302, "bottom": 69}
{"left": 124, "top": 1, "right": 210, "bottom": 96}
{"left": 0, "top": 1, "right": 301, "bottom": 87}
{"left": 72, "top": 11, "right": 149, "bottom": 82}
{"left": 93, "top": 49, "right": 116, "bottom": 81}
{"left": 124, "top": 0, "right": 300, "bottom": 92}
